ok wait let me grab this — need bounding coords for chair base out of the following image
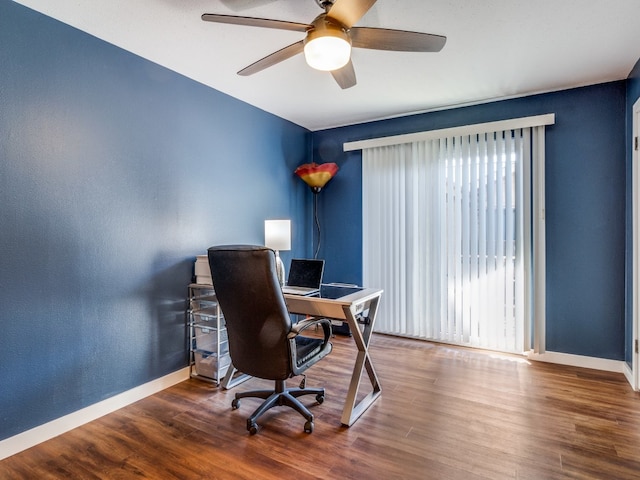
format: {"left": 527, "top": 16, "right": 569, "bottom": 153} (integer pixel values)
{"left": 232, "top": 379, "right": 325, "bottom": 434}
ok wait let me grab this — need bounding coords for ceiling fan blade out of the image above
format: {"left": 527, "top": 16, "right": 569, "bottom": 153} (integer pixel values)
{"left": 201, "top": 14, "right": 310, "bottom": 32}
{"left": 237, "top": 41, "right": 305, "bottom": 76}
{"left": 350, "top": 27, "right": 446, "bottom": 52}
{"left": 326, "top": 0, "right": 377, "bottom": 28}
{"left": 331, "top": 59, "right": 357, "bottom": 89}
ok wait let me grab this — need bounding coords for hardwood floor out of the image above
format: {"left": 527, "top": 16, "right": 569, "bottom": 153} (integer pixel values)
{"left": 3, "top": 334, "right": 640, "bottom": 479}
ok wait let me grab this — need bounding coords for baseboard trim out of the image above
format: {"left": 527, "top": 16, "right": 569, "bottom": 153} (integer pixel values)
{"left": 0, "top": 367, "right": 190, "bottom": 461}
{"left": 525, "top": 350, "right": 626, "bottom": 374}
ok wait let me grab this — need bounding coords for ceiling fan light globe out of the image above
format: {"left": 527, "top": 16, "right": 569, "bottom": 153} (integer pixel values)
{"left": 304, "top": 32, "right": 351, "bottom": 71}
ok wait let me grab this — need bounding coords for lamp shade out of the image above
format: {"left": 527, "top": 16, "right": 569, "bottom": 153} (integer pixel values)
{"left": 294, "top": 162, "right": 339, "bottom": 193}
{"left": 264, "top": 219, "right": 291, "bottom": 251}
{"left": 304, "top": 35, "right": 351, "bottom": 71}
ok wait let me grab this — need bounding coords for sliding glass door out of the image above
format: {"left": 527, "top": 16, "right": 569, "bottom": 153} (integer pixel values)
{"left": 362, "top": 128, "right": 531, "bottom": 354}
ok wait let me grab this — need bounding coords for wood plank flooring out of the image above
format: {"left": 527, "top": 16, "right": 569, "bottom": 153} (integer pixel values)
{"left": 3, "top": 334, "right": 640, "bottom": 479}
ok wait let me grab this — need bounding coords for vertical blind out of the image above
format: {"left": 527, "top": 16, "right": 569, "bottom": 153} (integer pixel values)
{"left": 363, "top": 128, "right": 531, "bottom": 353}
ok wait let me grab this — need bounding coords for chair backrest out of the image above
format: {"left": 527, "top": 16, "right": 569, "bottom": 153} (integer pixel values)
{"left": 207, "top": 245, "right": 292, "bottom": 381}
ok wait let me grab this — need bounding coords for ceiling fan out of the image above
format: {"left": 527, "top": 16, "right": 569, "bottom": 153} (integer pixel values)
{"left": 202, "top": 0, "right": 446, "bottom": 89}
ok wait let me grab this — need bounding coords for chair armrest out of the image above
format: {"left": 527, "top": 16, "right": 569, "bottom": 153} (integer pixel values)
{"left": 288, "top": 316, "right": 331, "bottom": 338}
{"left": 288, "top": 317, "right": 333, "bottom": 376}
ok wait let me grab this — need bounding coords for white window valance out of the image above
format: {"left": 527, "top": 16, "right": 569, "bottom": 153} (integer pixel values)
{"left": 344, "top": 114, "right": 555, "bottom": 152}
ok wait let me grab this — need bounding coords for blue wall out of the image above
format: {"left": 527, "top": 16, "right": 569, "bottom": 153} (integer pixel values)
{"left": 312, "top": 82, "right": 627, "bottom": 361}
{"left": 0, "top": 1, "right": 311, "bottom": 441}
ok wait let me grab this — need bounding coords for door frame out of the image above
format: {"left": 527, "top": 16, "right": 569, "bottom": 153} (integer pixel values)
{"left": 632, "top": 98, "right": 640, "bottom": 390}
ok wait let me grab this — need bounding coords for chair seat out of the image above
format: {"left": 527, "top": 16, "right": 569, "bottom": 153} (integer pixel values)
{"left": 295, "top": 336, "right": 325, "bottom": 366}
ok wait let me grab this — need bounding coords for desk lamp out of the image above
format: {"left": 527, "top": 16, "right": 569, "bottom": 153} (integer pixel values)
{"left": 264, "top": 219, "right": 291, "bottom": 287}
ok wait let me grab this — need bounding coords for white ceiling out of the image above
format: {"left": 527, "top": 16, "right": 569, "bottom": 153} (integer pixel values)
{"left": 13, "top": 0, "right": 640, "bottom": 131}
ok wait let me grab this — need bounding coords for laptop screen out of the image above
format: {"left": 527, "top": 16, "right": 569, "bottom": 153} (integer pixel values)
{"left": 287, "top": 259, "right": 324, "bottom": 289}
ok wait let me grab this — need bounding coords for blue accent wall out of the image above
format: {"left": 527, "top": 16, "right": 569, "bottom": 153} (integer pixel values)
{"left": 311, "top": 82, "right": 627, "bottom": 361}
{"left": 0, "top": 1, "right": 311, "bottom": 441}
{"left": 625, "top": 57, "right": 640, "bottom": 364}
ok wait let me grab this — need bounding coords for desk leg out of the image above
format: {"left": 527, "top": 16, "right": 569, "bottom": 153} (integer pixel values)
{"left": 221, "top": 363, "right": 251, "bottom": 390}
{"left": 340, "top": 295, "right": 382, "bottom": 426}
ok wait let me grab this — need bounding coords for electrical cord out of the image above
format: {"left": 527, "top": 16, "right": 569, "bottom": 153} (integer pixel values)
{"left": 314, "top": 193, "right": 321, "bottom": 259}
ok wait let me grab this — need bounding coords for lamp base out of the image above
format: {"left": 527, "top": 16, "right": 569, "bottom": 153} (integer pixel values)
{"left": 274, "top": 251, "right": 285, "bottom": 287}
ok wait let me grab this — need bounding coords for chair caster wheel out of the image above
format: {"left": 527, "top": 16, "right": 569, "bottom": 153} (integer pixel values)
{"left": 315, "top": 394, "right": 324, "bottom": 404}
{"left": 247, "top": 421, "right": 259, "bottom": 435}
{"left": 232, "top": 398, "right": 240, "bottom": 409}
{"left": 304, "top": 420, "right": 314, "bottom": 433}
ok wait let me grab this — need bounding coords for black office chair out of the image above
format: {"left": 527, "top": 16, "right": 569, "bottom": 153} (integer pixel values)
{"left": 207, "top": 245, "right": 332, "bottom": 435}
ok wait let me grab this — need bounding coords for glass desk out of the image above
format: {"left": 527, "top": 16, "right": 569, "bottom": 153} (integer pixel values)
{"left": 284, "top": 284, "right": 383, "bottom": 427}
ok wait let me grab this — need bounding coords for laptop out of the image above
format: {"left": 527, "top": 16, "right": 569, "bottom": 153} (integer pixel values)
{"left": 281, "top": 259, "right": 325, "bottom": 296}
